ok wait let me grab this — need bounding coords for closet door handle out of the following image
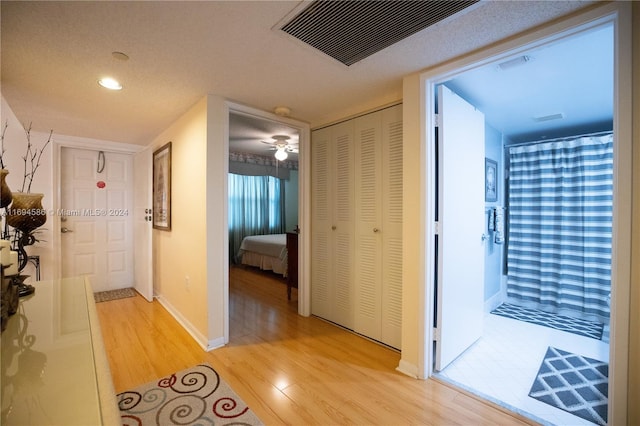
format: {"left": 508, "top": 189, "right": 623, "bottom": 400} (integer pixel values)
{"left": 331, "top": 225, "right": 337, "bottom": 230}
{"left": 373, "top": 228, "right": 379, "bottom": 233}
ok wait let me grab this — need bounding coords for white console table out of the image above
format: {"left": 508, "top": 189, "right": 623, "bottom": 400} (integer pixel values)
{"left": 1, "top": 277, "right": 120, "bottom": 425}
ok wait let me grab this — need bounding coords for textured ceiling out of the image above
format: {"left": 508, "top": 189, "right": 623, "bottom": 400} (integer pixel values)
{"left": 447, "top": 23, "right": 613, "bottom": 143}
{"left": 1, "top": 1, "right": 595, "bottom": 146}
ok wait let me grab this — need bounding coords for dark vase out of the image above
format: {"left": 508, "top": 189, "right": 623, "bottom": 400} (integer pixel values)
{"left": 0, "top": 169, "right": 12, "bottom": 208}
{"left": 6, "top": 192, "right": 47, "bottom": 234}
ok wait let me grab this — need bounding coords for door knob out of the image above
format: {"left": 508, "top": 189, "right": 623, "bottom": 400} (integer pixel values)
{"left": 373, "top": 228, "right": 380, "bottom": 233}
{"left": 61, "top": 227, "right": 73, "bottom": 233}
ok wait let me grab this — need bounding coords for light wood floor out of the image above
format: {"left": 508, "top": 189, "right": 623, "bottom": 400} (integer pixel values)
{"left": 97, "top": 266, "right": 537, "bottom": 425}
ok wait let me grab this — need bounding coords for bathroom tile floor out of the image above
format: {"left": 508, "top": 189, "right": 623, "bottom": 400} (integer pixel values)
{"left": 435, "top": 312, "right": 609, "bottom": 425}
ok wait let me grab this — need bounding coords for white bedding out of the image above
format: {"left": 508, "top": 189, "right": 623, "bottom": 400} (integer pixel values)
{"left": 238, "top": 234, "right": 288, "bottom": 276}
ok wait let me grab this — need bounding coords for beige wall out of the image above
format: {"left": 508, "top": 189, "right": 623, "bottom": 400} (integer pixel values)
{"left": 151, "top": 96, "right": 210, "bottom": 345}
{"left": 151, "top": 94, "right": 229, "bottom": 349}
{"left": 398, "top": 74, "right": 425, "bottom": 378}
{"left": 204, "top": 95, "right": 229, "bottom": 348}
{"left": 628, "top": 3, "right": 639, "bottom": 424}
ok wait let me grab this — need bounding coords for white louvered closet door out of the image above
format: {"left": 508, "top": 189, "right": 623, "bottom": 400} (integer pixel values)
{"left": 380, "top": 105, "right": 403, "bottom": 348}
{"left": 354, "top": 111, "right": 383, "bottom": 340}
{"left": 354, "top": 104, "right": 403, "bottom": 348}
{"left": 311, "top": 127, "right": 332, "bottom": 321}
{"left": 332, "top": 122, "right": 355, "bottom": 328}
{"left": 310, "top": 121, "right": 355, "bottom": 328}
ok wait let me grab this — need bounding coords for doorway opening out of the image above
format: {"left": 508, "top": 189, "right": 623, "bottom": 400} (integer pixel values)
{"left": 224, "top": 103, "right": 310, "bottom": 345}
{"left": 426, "top": 12, "right": 624, "bottom": 426}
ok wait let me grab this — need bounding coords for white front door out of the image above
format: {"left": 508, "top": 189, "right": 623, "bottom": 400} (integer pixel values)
{"left": 133, "top": 147, "right": 153, "bottom": 301}
{"left": 60, "top": 147, "right": 134, "bottom": 292}
{"left": 434, "top": 85, "right": 486, "bottom": 371}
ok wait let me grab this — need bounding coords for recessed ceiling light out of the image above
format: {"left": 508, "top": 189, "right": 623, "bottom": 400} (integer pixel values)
{"left": 98, "top": 77, "right": 122, "bottom": 90}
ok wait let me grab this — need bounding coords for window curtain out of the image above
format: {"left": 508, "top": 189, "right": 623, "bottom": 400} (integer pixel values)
{"left": 506, "top": 133, "right": 613, "bottom": 321}
{"left": 228, "top": 173, "right": 285, "bottom": 263}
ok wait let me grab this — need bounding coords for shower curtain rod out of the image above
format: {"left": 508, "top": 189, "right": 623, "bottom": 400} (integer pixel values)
{"left": 505, "top": 129, "right": 613, "bottom": 148}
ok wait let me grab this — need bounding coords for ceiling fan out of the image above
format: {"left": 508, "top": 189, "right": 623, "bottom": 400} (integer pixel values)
{"left": 261, "top": 134, "right": 298, "bottom": 161}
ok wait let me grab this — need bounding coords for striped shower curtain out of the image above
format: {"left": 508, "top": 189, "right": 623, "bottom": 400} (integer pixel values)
{"left": 506, "top": 133, "right": 613, "bottom": 320}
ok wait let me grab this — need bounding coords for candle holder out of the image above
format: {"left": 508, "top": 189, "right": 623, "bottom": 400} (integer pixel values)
{"left": 12, "top": 275, "right": 34, "bottom": 298}
{"left": 1, "top": 265, "right": 20, "bottom": 332}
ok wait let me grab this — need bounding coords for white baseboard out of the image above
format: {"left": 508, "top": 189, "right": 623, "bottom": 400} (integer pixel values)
{"left": 484, "top": 290, "right": 503, "bottom": 313}
{"left": 484, "top": 275, "right": 507, "bottom": 313}
{"left": 155, "top": 294, "right": 224, "bottom": 352}
{"left": 396, "top": 359, "right": 419, "bottom": 379}
{"left": 206, "top": 337, "right": 226, "bottom": 351}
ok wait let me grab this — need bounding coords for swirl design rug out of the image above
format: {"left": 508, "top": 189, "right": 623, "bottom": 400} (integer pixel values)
{"left": 117, "top": 364, "right": 263, "bottom": 425}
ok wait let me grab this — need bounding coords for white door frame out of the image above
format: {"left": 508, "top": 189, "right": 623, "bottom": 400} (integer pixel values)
{"left": 415, "top": 3, "right": 631, "bottom": 424}
{"left": 222, "top": 101, "right": 311, "bottom": 342}
{"left": 133, "top": 146, "right": 153, "bottom": 301}
{"left": 52, "top": 135, "right": 144, "bottom": 281}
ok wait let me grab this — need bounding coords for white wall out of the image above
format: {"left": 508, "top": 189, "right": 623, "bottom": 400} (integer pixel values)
{"left": 483, "top": 124, "right": 505, "bottom": 307}
{"left": 1, "top": 96, "right": 54, "bottom": 281}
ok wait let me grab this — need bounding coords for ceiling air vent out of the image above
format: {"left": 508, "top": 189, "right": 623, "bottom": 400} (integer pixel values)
{"left": 280, "top": 0, "right": 479, "bottom": 66}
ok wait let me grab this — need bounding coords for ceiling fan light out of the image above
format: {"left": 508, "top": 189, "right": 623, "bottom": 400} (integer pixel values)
{"left": 274, "top": 148, "right": 288, "bottom": 161}
{"left": 98, "top": 77, "right": 122, "bottom": 90}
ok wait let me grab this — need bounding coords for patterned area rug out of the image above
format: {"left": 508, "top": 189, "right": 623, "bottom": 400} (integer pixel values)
{"left": 491, "top": 303, "right": 604, "bottom": 340}
{"left": 94, "top": 287, "right": 137, "bottom": 303}
{"left": 118, "top": 364, "right": 263, "bottom": 425}
{"left": 529, "top": 347, "right": 608, "bottom": 426}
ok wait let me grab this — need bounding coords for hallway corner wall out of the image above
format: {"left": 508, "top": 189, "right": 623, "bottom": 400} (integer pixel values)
{"left": 483, "top": 123, "right": 505, "bottom": 310}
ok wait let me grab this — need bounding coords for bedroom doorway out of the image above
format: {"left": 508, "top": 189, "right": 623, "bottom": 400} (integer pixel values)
{"left": 420, "top": 4, "right": 632, "bottom": 425}
{"left": 224, "top": 102, "right": 311, "bottom": 339}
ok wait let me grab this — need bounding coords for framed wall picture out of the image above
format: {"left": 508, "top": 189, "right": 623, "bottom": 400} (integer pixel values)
{"left": 485, "top": 158, "right": 498, "bottom": 202}
{"left": 153, "top": 142, "right": 172, "bottom": 230}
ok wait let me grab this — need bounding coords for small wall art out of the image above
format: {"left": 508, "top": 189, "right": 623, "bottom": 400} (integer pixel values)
{"left": 485, "top": 158, "right": 498, "bottom": 202}
{"left": 153, "top": 142, "right": 172, "bottom": 230}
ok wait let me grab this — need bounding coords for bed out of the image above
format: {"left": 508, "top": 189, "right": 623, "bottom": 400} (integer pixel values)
{"left": 237, "top": 233, "right": 288, "bottom": 277}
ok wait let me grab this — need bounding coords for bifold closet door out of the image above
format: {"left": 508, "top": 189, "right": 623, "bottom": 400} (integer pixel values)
{"left": 310, "top": 121, "right": 355, "bottom": 329}
{"left": 354, "top": 111, "right": 383, "bottom": 341}
{"left": 353, "top": 105, "right": 403, "bottom": 349}
{"left": 380, "top": 105, "right": 403, "bottom": 349}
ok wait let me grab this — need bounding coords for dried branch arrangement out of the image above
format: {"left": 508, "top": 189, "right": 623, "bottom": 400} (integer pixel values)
{"left": 1, "top": 121, "right": 53, "bottom": 193}
{"left": 0, "top": 121, "right": 7, "bottom": 170}
{"left": 19, "top": 123, "right": 53, "bottom": 193}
